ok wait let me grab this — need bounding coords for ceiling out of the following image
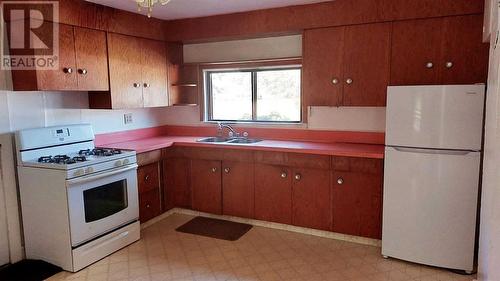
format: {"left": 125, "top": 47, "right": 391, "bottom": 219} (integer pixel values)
{"left": 84, "top": 0, "right": 334, "bottom": 20}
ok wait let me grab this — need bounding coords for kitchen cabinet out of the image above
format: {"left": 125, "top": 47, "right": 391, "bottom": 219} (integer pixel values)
{"left": 292, "top": 168, "right": 331, "bottom": 231}
{"left": 222, "top": 161, "right": 255, "bottom": 218}
{"left": 89, "top": 33, "right": 168, "bottom": 109}
{"left": 11, "top": 24, "right": 109, "bottom": 91}
{"left": 303, "top": 22, "right": 391, "bottom": 107}
{"left": 137, "top": 162, "right": 162, "bottom": 223}
{"left": 391, "top": 15, "right": 488, "bottom": 86}
{"left": 255, "top": 164, "right": 292, "bottom": 224}
{"left": 164, "top": 158, "right": 191, "bottom": 209}
{"left": 191, "top": 159, "right": 222, "bottom": 214}
{"left": 332, "top": 157, "right": 383, "bottom": 239}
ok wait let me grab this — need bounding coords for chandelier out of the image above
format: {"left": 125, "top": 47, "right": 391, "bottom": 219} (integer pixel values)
{"left": 136, "top": 0, "right": 171, "bottom": 18}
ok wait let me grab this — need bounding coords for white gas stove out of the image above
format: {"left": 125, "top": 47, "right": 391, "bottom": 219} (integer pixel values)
{"left": 16, "top": 124, "right": 140, "bottom": 272}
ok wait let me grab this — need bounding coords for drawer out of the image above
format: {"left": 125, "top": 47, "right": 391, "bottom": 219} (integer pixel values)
{"left": 138, "top": 162, "right": 160, "bottom": 193}
{"left": 137, "top": 150, "right": 162, "bottom": 166}
{"left": 254, "top": 151, "right": 287, "bottom": 165}
{"left": 287, "top": 153, "right": 331, "bottom": 170}
{"left": 332, "top": 157, "right": 383, "bottom": 174}
{"left": 139, "top": 189, "right": 161, "bottom": 223}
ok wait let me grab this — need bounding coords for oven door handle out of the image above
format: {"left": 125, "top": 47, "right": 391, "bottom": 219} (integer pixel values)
{"left": 67, "top": 164, "right": 138, "bottom": 186}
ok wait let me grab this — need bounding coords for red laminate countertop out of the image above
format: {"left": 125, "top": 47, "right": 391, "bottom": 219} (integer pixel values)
{"left": 104, "top": 135, "right": 385, "bottom": 159}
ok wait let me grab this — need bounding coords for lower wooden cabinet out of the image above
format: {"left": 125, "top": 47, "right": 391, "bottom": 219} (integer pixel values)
{"left": 254, "top": 164, "right": 292, "bottom": 224}
{"left": 292, "top": 168, "right": 331, "bottom": 231}
{"left": 222, "top": 161, "right": 255, "bottom": 218}
{"left": 191, "top": 159, "right": 222, "bottom": 214}
{"left": 332, "top": 157, "right": 383, "bottom": 239}
{"left": 139, "top": 188, "right": 162, "bottom": 223}
{"left": 164, "top": 158, "right": 191, "bottom": 209}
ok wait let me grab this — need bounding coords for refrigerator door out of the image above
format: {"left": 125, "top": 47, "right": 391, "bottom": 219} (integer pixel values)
{"left": 382, "top": 146, "right": 480, "bottom": 271}
{"left": 386, "top": 85, "right": 485, "bottom": 150}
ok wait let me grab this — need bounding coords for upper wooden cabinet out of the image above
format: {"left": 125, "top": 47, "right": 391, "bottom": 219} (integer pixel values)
{"left": 303, "top": 22, "right": 391, "bottom": 107}
{"left": 89, "top": 33, "right": 168, "bottom": 109}
{"left": 11, "top": 23, "right": 109, "bottom": 91}
{"left": 390, "top": 15, "right": 489, "bottom": 86}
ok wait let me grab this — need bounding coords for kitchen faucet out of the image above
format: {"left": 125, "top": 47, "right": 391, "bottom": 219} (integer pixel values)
{"left": 216, "top": 122, "right": 249, "bottom": 138}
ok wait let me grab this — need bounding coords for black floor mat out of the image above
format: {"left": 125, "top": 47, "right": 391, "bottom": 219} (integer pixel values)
{"left": 176, "top": 216, "right": 253, "bottom": 241}
{"left": 0, "top": 260, "right": 62, "bottom": 281}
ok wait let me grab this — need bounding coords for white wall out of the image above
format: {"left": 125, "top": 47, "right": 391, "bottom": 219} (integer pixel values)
{"left": 182, "top": 35, "right": 387, "bottom": 132}
{"left": 478, "top": 1, "right": 500, "bottom": 280}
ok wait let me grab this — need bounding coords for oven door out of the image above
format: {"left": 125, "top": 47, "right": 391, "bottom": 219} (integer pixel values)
{"left": 66, "top": 164, "right": 139, "bottom": 247}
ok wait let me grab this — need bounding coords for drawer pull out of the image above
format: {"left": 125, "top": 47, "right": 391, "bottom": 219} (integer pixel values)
{"left": 294, "top": 174, "right": 301, "bottom": 181}
{"left": 145, "top": 175, "right": 150, "bottom": 181}
{"left": 211, "top": 167, "right": 217, "bottom": 173}
{"left": 146, "top": 204, "right": 150, "bottom": 208}
{"left": 224, "top": 168, "right": 230, "bottom": 174}
{"left": 281, "top": 172, "right": 287, "bottom": 178}
{"left": 337, "top": 177, "right": 344, "bottom": 185}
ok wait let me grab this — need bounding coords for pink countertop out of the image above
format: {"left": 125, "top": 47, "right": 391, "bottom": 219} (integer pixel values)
{"left": 104, "top": 135, "right": 385, "bottom": 159}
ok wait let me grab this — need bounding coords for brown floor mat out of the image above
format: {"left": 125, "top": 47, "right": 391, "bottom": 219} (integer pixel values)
{"left": 176, "top": 216, "right": 253, "bottom": 241}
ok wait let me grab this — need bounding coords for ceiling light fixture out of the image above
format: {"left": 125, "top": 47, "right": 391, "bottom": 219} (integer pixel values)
{"left": 136, "top": 0, "right": 171, "bottom": 18}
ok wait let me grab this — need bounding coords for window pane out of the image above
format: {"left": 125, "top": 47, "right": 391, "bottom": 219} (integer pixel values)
{"left": 210, "top": 72, "right": 252, "bottom": 121}
{"left": 256, "top": 69, "right": 301, "bottom": 122}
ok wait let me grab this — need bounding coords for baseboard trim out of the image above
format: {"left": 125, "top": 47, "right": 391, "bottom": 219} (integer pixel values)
{"left": 141, "top": 208, "right": 381, "bottom": 247}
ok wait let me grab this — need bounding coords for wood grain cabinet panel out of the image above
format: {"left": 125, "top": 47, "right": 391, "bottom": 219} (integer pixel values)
{"left": 137, "top": 162, "right": 159, "bottom": 194}
{"left": 303, "top": 27, "right": 345, "bottom": 106}
{"left": 90, "top": 33, "right": 168, "bottom": 109}
{"left": 222, "top": 161, "right": 255, "bottom": 218}
{"left": 139, "top": 188, "right": 162, "bottom": 223}
{"left": 164, "top": 158, "right": 191, "bottom": 209}
{"left": 254, "top": 164, "right": 292, "bottom": 225}
{"left": 332, "top": 170, "right": 382, "bottom": 239}
{"left": 440, "top": 15, "right": 489, "bottom": 85}
{"left": 191, "top": 159, "right": 222, "bottom": 214}
{"left": 36, "top": 24, "right": 78, "bottom": 91}
{"left": 390, "top": 18, "right": 443, "bottom": 86}
{"left": 342, "top": 22, "right": 391, "bottom": 106}
{"left": 292, "top": 168, "right": 331, "bottom": 231}
{"left": 73, "top": 27, "right": 109, "bottom": 90}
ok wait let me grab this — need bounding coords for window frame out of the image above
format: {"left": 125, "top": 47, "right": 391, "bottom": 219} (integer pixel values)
{"left": 204, "top": 65, "right": 302, "bottom": 124}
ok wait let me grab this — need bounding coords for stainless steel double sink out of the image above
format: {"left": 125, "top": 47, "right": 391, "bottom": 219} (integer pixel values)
{"left": 197, "top": 137, "right": 263, "bottom": 144}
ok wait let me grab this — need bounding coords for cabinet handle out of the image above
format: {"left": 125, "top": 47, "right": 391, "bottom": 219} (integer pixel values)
{"left": 445, "top": 62, "right": 453, "bottom": 69}
{"left": 145, "top": 175, "right": 150, "bottom": 181}
{"left": 281, "top": 172, "right": 287, "bottom": 178}
{"left": 346, "top": 78, "right": 353, "bottom": 85}
{"left": 211, "top": 167, "right": 217, "bottom": 173}
{"left": 337, "top": 177, "right": 344, "bottom": 185}
{"left": 78, "top": 68, "right": 87, "bottom": 75}
{"left": 224, "top": 167, "right": 230, "bottom": 174}
{"left": 146, "top": 204, "right": 150, "bottom": 208}
{"left": 425, "top": 62, "right": 434, "bottom": 69}
{"left": 143, "top": 83, "right": 151, "bottom": 88}
{"left": 63, "top": 67, "right": 73, "bottom": 74}
{"left": 294, "top": 174, "right": 301, "bottom": 181}
{"left": 133, "top": 83, "right": 141, "bottom": 88}
{"left": 332, "top": 78, "right": 339, "bottom": 85}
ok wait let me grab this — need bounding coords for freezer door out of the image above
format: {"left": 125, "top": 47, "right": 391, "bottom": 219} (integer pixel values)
{"left": 382, "top": 146, "right": 480, "bottom": 271}
{"left": 386, "top": 85, "right": 485, "bottom": 150}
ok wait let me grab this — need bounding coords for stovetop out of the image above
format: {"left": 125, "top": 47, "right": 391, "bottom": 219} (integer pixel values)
{"left": 24, "top": 147, "right": 136, "bottom": 170}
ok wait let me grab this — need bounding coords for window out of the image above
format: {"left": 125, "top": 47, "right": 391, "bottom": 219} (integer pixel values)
{"left": 205, "top": 67, "right": 301, "bottom": 123}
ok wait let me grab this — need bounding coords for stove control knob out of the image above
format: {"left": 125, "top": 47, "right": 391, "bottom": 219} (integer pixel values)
{"left": 74, "top": 169, "right": 84, "bottom": 176}
{"left": 85, "top": 167, "right": 94, "bottom": 174}
{"left": 114, "top": 160, "right": 123, "bottom": 167}
{"left": 123, "top": 159, "right": 130, "bottom": 165}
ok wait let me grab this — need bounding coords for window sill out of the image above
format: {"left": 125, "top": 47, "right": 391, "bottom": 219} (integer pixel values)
{"left": 202, "top": 121, "right": 306, "bottom": 129}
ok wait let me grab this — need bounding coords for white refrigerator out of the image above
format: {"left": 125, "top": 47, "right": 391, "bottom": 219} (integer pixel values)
{"left": 382, "top": 85, "right": 485, "bottom": 273}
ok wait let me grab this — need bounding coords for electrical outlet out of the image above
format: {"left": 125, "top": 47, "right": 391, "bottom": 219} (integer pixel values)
{"left": 124, "top": 113, "right": 133, "bottom": 124}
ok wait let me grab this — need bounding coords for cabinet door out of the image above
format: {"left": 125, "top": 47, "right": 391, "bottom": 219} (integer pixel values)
{"left": 440, "top": 15, "right": 489, "bottom": 85}
{"left": 141, "top": 39, "right": 168, "bottom": 107}
{"left": 222, "top": 161, "right": 254, "bottom": 218}
{"left": 292, "top": 168, "right": 331, "bottom": 231}
{"left": 74, "top": 27, "right": 109, "bottom": 91}
{"left": 254, "top": 164, "right": 292, "bottom": 224}
{"left": 332, "top": 171, "right": 382, "bottom": 239}
{"left": 138, "top": 162, "right": 160, "bottom": 194}
{"left": 191, "top": 159, "right": 222, "bottom": 214}
{"left": 36, "top": 24, "right": 78, "bottom": 90}
{"left": 343, "top": 23, "right": 391, "bottom": 106}
{"left": 107, "top": 33, "right": 143, "bottom": 109}
{"left": 390, "top": 18, "right": 443, "bottom": 85}
{"left": 164, "top": 158, "right": 191, "bottom": 209}
{"left": 303, "top": 27, "right": 345, "bottom": 106}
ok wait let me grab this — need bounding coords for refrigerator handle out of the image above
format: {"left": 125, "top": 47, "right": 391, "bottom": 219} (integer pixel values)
{"left": 391, "top": 146, "right": 474, "bottom": 155}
